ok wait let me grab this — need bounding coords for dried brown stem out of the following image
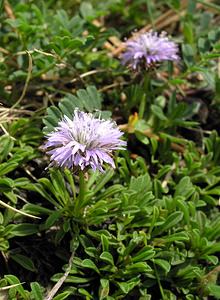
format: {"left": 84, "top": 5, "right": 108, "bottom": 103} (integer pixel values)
{"left": 12, "top": 51, "right": 32, "bottom": 109}
{"left": 45, "top": 250, "right": 75, "bottom": 300}
{"left": 4, "top": 0, "right": 15, "bottom": 19}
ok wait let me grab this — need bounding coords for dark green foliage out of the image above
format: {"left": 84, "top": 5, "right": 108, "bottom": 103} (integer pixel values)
{"left": 20, "top": 134, "right": 220, "bottom": 298}
{"left": 43, "top": 85, "right": 111, "bottom": 134}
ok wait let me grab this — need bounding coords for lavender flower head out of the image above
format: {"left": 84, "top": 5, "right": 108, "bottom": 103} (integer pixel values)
{"left": 43, "top": 109, "right": 126, "bottom": 172}
{"left": 121, "top": 31, "right": 179, "bottom": 70}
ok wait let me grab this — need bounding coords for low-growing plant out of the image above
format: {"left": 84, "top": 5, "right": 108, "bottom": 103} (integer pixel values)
{"left": 0, "top": 0, "right": 220, "bottom": 299}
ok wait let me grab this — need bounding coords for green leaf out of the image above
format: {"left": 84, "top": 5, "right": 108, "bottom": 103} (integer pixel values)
{"left": 168, "top": 0, "right": 181, "bottom": 9}
{"left": 43, "top": 210, "right": 62, "bottom": 229}
{"left": 198, "top": 37, "right": 210, "bottom": 53}
{"left": 78, "top": 288, "right": 93, "bottom": 299}
{"left": 51, "top": 274, "right": 91, "bottom": 284}
{"left": 132, "top": 247, "right": 155, "bottom": 262}
{"left": 53, "top": 290, "right": 75, "bottom": 300}
{"left": 177, "top": 198, "right": 190, "bottom": 225}
{"left": 93, "top": 169, "right": 114, "bottom": 194}
{"left": 0, "top": 178, "right": 14, "bottom": 192}
{"left": 10, "top": 254, "right": 37, "bottom": 272}
{"left": 80, "top": 2, "right": 95, "bottom": 20}
{"left": 117, "top": 277, "right": 140, "bottom": 294}
{"left": 153, "top": 259, "right": 171, "bottom": 273}
{"left": 81, "top": 259, "right": 100, "bottom": 274}
{"left": 162, "top": 231, "right": 189, "bottom": 243}
{"left": 129, "top": 173, "right": 152, "bottom": 193}
{"left": 174, "top": 176, "right": 195, "bottom": 199}
{"left": 100, "top": 252, "right": 114, "bottom": 265}
{"left": 5, "top": 275, "right": 27, "bottom": 299}
{"left": 202, "top": 255, "right": 218, "bottom": 265}
{"left": 0, "top": 162, "right": 18, "bottom": 176}
{"left": 22, "top": 203, "right": 52, "bottom": 216}
{"left": 84, "top": 247, "right": 97, "bottom": 258}
{"left": 182, "top": 44, "right": 195, "bottom": 66}
{"left": 201, "top": 69, "right": 215, "bottom": 88}
{"left": 153, "top": 211, "right": 183, "bottom": 235}
{"left": 126, "top": 262, "right": 152, "bottom": 273}
{"left": 151, "top": 105, "right": 168, "bottom": 121}
{"left": 183, "top": 22, "right": 194, "bottom": 45}
{"left": 0, "top": 212, "right": 3, "bottom": 224}
{"left": 43, "top": 86, "right": 105, "bottom": 134}
{"left": 14, "top": 177, "right": 30, "bottom": 188}
{"left": 208, "top": 284, "right": 220, "bottom": 299}
{"left": 135, "top": 131, "right": 149, "bottom": 145}
{"left": 0, "top": 135, "right": 14, "bottom": 162}
{"left": 97, "top": 184, "right": 124, "bottom": 200}
{"left": 206, "top": 187, "right": 220, "bottom": 196}
{"left": 101, "top": 234, "right": 109, "bottom": 252}
{"left": 10, "top": 224, "right": 39, "bottom": 237}
{"left": 30, "top": 282, "right": 44, "bottom": 300}
{"left": 99, "top": 279, "right": 109, "bottom": 300}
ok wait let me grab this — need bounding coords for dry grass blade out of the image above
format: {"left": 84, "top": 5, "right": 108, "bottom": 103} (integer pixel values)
{"left": 0, "top": 52, "right": 33, "bottom": 125}
{"left": 0, "top": 107, "right": 33, "bottom": 126}
{"left": 4, "top": 0, "right": 16, "bottom": 20}
{"left": 12, "top": 51, "right": 33, "bottom": 109}
{"left": 70, "top": 69, "right": 106, "bottom": 83}
{"left": 45, "top": 250, "right": 75, "bottom": 300}
{"left": 0, "top": 283, "right": 25, "bottom": 291}
{"left": 0, "top": 200, "right": 41, "bottom": 219}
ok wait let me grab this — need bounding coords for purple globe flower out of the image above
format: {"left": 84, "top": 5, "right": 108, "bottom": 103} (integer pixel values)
{"left": 43, "top": 110, "right": 126, "bottom": 172}
{"left": 121, "top": 31, "right": 179, "bottom": 70}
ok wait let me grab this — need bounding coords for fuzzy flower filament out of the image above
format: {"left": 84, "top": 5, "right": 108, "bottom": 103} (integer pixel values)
{"left": 43, "top": 110, "right": 126, "bottom": 172}
{"left": 121, "top": 31, "right": 179, "bottom": 70}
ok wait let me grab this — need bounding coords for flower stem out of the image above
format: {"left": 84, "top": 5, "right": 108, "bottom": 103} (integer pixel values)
{"left": 139, "top": 72, "right": 150, "bottom": 119}
{"left": 154, "top": 262, "right": 165, "bottom": 300}
{"left": 139, "top": 92, "right": 146, "bottom": 119}
{"left": 74, "top": 170, "right": 86, "bottom": 217}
